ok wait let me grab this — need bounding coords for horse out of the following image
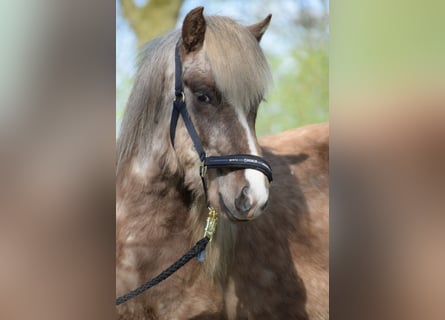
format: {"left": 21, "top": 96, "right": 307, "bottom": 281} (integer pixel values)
{"left": 116, "top": 7, "right": 329, "bottom": 320}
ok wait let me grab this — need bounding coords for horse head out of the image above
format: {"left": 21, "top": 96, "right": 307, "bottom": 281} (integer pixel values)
{"left": 172, "top": 7, "right": 273, "bottom": 222}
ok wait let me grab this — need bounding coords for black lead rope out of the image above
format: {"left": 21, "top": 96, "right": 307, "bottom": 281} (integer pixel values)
{"left": 116, "top": 41, "right": 273, "bottom": 306}
{"left": 116, "top": 237, "right": 209, "bottom": 306}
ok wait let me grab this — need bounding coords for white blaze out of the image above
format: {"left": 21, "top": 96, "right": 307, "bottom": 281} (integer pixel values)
{"left": 235, "top": 109, "right": 269, "bottom": 209}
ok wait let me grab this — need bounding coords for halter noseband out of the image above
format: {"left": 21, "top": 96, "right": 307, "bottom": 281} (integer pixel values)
{"left": 170, "top": 42, "right": 273, "bottom": 210}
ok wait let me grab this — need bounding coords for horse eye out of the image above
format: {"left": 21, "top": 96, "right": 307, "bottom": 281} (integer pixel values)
{"left": 197, "top": 94, "right": 211, "bottom": 104}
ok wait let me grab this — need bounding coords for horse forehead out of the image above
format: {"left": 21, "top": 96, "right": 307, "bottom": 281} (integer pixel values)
{"left": 183, "top": 51, "right": 213, "bottom": 82}
{"left": 182, "top": 39, "right": 267, "bottom": 114}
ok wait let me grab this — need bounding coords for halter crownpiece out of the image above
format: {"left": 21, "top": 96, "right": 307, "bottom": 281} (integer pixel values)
{"left": 170, "top": 42, "right": 273, "bottom": 200}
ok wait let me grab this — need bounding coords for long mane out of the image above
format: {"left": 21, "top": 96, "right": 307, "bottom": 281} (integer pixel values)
{"left": 116, "top": 31, "right": 178, "bottom": 173}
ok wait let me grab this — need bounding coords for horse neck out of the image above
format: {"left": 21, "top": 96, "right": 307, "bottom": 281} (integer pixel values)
{"left": 116, "top": 152, "right": 194, "bottom": 234}
{"left": 117, "top": 140, "right": 239, "bottom": 282}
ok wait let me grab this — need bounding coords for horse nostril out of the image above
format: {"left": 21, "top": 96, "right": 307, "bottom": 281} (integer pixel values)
{"left": 235, "top": 186, "right": 253, "bottom": 214}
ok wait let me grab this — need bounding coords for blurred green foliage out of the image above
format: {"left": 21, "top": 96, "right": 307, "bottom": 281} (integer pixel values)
{"left": 257, "top": 45, "right": 328, "bottom": 137}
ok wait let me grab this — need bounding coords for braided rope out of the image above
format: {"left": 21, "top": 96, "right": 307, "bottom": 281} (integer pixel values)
{"left": 116, "top": 237, "right": 209, "bottom": 305}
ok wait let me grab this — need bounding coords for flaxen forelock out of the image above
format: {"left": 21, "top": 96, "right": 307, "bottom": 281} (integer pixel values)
{"left": 204, "top": 16, "right": 272, "bottom": 111}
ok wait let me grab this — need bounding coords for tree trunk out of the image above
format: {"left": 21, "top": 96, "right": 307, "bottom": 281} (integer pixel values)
{"left": 120, "top": 0, "right": 184, "bottom": 46}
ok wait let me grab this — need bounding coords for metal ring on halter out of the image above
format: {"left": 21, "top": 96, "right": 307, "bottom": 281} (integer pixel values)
{"left": 174, "top": 91, "right": 185, "bottom": 103}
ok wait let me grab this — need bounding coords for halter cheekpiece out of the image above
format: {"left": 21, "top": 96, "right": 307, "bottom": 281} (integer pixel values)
{"left": 115, "top": 42, "right": 273, "bottom": 306}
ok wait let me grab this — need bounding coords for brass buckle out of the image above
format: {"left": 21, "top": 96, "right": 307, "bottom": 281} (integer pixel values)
{"left": 203, "top": 207, "right": 218, "bottom": 241}
{"left": 200, "top": 160, "right": 207, "bottom": 178}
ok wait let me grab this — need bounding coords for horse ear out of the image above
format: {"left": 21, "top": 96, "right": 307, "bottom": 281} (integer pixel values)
{"left": 182, "top": 7, "right": 206, "bottom": 53}
{"left": 247, "top": 14, "right": 272, "bottom": 42}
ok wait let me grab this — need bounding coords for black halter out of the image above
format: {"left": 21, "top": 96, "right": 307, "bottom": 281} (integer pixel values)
{"left": 170, "top": 43, "right": 273, "bottom": 207}
{"left": 115, "top": 43, "right": 274, "bottom": 306}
